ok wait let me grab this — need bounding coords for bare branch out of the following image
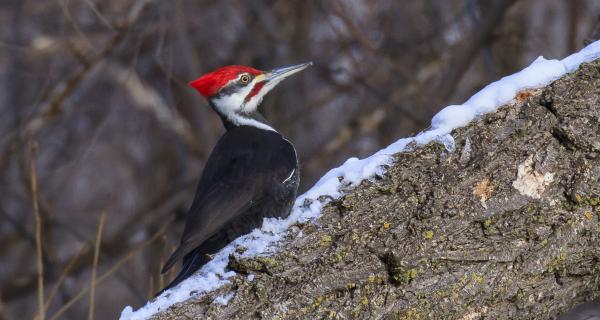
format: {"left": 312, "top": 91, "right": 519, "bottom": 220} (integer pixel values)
{"left": 437, "top": 0, "right": 519, "bottom": 100}
{"left": 88, "top": 212, "right": 106, "bottom": 320}
{"left": 29, "top": 141, "right": 44, "bottom": 320}
{"left": 49, "top": 223, "right": 169, "bottom": 320}
{"left": 103, "top": 63, "right": 200, "bottom": 151}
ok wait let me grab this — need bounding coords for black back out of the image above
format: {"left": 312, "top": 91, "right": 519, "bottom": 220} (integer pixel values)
{"left": 158, "top": 125, "right": 299, "bottom": 295}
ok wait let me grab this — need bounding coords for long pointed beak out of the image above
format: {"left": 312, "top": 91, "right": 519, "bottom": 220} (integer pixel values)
{"left": 265, "top": 62, "right": 313, "bottom": 83}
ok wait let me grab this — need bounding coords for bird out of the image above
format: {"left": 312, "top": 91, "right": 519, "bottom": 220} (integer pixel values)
{"left": 157, "top": 62, "right": 312, "bottom": 296}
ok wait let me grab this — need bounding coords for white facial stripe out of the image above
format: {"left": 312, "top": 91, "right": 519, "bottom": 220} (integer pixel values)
{"left": 241, "top": 76, "right": 279, "bottom": 114}
{"left": 210, "top": 74, "right": 278, "bottom": 132}
{"left": 242, "top": 75, "right": 268, "bottom": 109}
{"left": 212, "top": 84, "right": 254, "bottom": 115}
{"left": 213, "top": 75, "right": 273, "bottom": 113}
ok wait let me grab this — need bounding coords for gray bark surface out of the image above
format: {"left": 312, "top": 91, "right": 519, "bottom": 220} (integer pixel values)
{"left": 153, "top": 59, "right": 600, "bottom": 319}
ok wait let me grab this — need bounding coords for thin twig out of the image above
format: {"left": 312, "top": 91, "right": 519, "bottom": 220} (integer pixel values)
{"left": 158, "top": 253, "right": 165, "bottom": 295}
{"left": 29, "top": 141, "right": 44, "bottom": 320}
{"left": 88, "top": 212, "right": 106, "bottom": 320}
{"left": 44, "top": 244, "right": 88, "bottom": 313}
{"left": 103, "top": 63, "right": 199, "bottom": 151}
{"left": 58, "top": 0, "right": 94, "bottom": 52}
{"left": 1, "top": 179, "right": 192, "bottom": 302}
{"left": 148, "top": 275, "right": 154, "bottom": 300}
{"left": 437, "top": 0, "right": 519, "bottom": 100}
{"left": 49, "top": 223, "right": 169, "bottom": 320}
{"left": 83, "top": 0, "right": 117, "bottom": 32}
{"left": 0, "top": 0, "right": 155, "bottom": 161}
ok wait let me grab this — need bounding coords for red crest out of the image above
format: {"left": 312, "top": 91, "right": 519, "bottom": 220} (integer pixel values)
{"left": 189, "top": 65, "right": 263, "bottom": 97}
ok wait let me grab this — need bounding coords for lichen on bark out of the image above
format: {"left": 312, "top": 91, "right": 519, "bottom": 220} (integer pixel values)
{"left": 153, "top": 60, "right": 600, "bottom": 320}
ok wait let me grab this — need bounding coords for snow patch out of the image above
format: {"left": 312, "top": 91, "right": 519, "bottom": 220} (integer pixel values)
{"left": 120, "top": 40, "right": 600, "bottom": 320}
{"left": 213, "top": 292, "right": 235, "bottom": 306}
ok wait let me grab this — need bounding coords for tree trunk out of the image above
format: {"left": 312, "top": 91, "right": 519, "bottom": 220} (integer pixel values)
{"left": 153, "top": 59, "right": 600, "bottom": 319}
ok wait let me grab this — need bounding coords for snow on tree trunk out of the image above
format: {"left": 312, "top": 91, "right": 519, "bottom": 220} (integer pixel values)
{"left": 147, "top": 61, "right": 600, "bottom": 320}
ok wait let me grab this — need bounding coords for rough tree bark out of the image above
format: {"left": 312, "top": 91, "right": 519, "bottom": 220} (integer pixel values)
{"left": 153, "top": 59, "right": 600, "bottom": 319}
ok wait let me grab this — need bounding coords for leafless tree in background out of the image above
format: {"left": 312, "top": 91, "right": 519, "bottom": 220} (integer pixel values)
{"left": 0, "top": 0, "right": 598, "bottom": 318}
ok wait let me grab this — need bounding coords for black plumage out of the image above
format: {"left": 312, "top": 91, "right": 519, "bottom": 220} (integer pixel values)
{"left": 158, "top": 125, "right": 299, "bottom": 295}
{"left": 156, "top": 62, "right": 310, "bottom": 296}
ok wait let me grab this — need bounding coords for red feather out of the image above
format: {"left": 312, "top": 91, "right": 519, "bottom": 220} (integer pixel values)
{"left": 189, "top": 65, "right": 263, "bottom": 97}
{"left": 244, "top": 80, "right": 266, "bottom": 103}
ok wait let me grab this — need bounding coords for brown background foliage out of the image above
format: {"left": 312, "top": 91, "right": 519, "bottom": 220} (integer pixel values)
{"left": 0, "top": 0, "right": 598, "bottom": 319}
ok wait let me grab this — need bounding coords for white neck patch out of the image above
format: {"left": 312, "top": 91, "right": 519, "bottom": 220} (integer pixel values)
{"left": 226, "top": 113, "right": 277, "bottom": 132}
{"left": 211, "top": 83, "right": 253, "bottom": 116}
{"left": 210, "top": 76, "right": 278, "bottom": 132}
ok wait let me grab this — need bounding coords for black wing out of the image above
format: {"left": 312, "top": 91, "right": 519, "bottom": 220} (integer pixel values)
{"left": 161, "top": 127, "right": 296, "bottom": 274}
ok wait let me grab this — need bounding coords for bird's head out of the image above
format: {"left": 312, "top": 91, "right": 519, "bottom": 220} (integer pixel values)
{"left": 190, "top": 62, "right": 312, "bottom": 131}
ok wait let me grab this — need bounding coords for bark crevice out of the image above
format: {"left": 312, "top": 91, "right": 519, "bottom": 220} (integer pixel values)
{"left": 153, "top": 60, "right": 600, "bottom": 320}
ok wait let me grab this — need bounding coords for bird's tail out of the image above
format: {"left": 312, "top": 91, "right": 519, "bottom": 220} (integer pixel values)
{"left": 155, "top": 250, "right": 208, "bottom": 297}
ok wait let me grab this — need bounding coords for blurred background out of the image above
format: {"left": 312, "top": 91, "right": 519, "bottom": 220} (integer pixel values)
{"left": 0, "top": 0, "right": 599, "bottom": 319}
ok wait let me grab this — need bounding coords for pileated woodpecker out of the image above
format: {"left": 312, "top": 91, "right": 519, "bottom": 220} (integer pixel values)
{"left": 158, "top": 62, "right": 312, "bottom": 295}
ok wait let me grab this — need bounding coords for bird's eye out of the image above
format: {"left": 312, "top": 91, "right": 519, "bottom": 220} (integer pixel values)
{"left": 240, "top": 74, "right": 251, "bottom": 84}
